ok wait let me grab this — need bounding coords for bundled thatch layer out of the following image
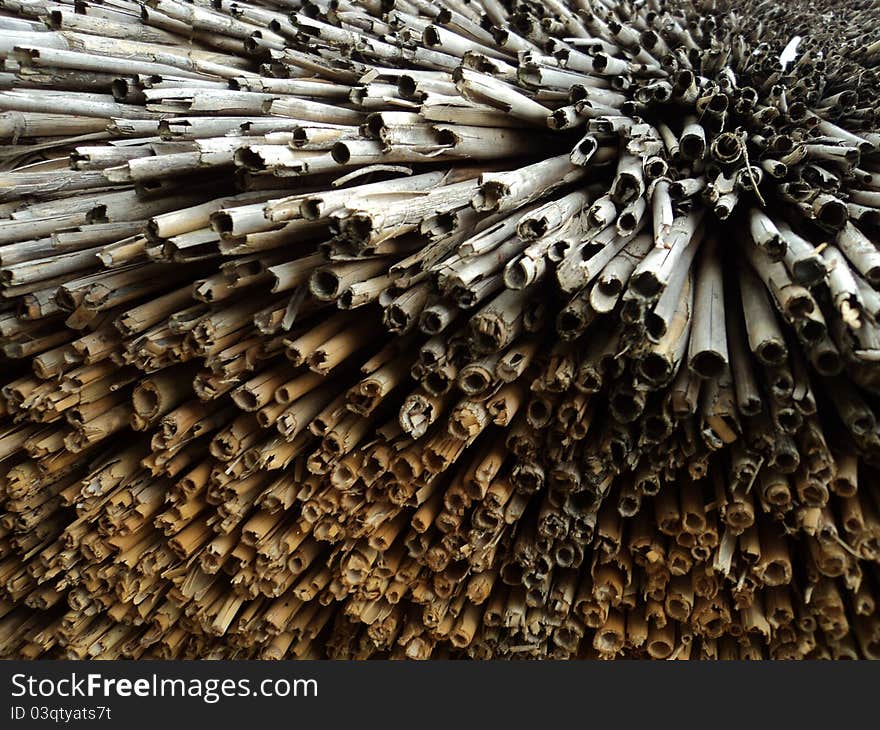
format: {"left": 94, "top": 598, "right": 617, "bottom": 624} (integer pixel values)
{"left": 0, "top": 0, "right": 879, "bottom": 659}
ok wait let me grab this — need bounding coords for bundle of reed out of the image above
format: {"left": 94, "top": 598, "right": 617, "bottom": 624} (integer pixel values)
{"left": 0, "top": 0, "right": 879, "bottom": 660}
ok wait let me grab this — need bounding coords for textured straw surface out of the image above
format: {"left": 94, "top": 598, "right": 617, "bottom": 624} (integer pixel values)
{"left": 0, "top": 0, "right": 879, "bottom": 659}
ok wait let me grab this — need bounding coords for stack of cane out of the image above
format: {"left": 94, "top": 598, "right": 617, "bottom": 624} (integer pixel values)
{"left": 0, "top": 0, "right": 879, "bottom": 659}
